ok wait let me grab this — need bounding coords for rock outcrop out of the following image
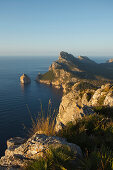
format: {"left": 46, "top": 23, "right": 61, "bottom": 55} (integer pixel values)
{"left": 91, "top": 84, "right": 113, "bottom": 106}
{"left": 20, "top": 74, "right": 31, "bottom": 84}
{"left": 55, "top": 89, "right": 95, "bottom": 131}
{"left": 55, "top": 83, "right": 113, "bottom": 131}
{"left": 0, "top": 134, "right": 82, "bottom": 169}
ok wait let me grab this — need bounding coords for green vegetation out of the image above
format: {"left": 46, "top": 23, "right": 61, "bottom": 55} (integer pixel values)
{"left": 57, "top": 113, "right": 113, "bottom": 170}
{"left": 79, "top": 146, "right": 113, "bottom": 170}
{"left": 25, "top": 146, "right": 76, "bottom": 170}
{"left": 57, "top": 114, "right": 113, "bottom": 152}
{"left": 40, "top": 70, "right": 55, "bottom": 81}
{"left": 76, "top": 81, "right": 97, "bottom": 91}
{"left": 98, "top": 95, "right": 106, "bottom": 105}
{"left": 93, "top": 106, "right": 113, "bottom": 120}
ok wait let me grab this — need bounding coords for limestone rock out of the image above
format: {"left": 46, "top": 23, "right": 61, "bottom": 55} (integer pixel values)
{"left": 0, "top": 134, "right": 82, "bottom": 169}
{"left": 20, "top": 74, "right": 31, "bottom": 84}
{"left": 55, "top": 83, "right": 113, "bottom": 132}
{"left": 55, "top": 90, "right": 95, "bottom": 132}
{"left": 104, "top": 91, "right": 113, "bottom": 106}
{"left": 91, "top": 84, "right": 113, "bottom": 106}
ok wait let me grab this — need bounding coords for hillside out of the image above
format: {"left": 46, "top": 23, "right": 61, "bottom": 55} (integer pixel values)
{"left": 37, "top": 52, "right": 113, "bottom": 90}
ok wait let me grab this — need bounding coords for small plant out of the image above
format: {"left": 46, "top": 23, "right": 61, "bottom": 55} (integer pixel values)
{"left": 25, "top": 146, "right": 76, "bottom": 170}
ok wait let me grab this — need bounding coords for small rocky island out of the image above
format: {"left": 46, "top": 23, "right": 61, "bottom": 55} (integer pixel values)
{"left": 20, "top": 74, "right": 31, "bottom": 84}
{"left": 0, "top": 52, "right": 113, "bottom": 169}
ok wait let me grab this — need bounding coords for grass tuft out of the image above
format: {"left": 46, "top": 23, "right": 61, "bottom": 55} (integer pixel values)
{"left": 28, "top": 100, "right": 56, "bottom": 137}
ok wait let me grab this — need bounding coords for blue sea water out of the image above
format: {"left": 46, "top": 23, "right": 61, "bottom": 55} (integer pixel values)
{"left": 0, "top": 56, "right": 63, "bottom": 157}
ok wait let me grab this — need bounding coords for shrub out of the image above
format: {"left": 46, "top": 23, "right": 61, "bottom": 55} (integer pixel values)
{"left": 93, "top": 106, "right": 113, "bottom": 120}
{"left": 57, "top": 114, "right": 113, "bottom": 170}
{"left": 78, "top": 146, "right": 113, "bottom": 170}
{"left": 76, "top": 82, "right": 97, "bottom": 91}
{"left": 57, "top": 114, "right": 113, "bottom": 152}
{"left": 25, "top": 146, "right": 76, "bottom": 170}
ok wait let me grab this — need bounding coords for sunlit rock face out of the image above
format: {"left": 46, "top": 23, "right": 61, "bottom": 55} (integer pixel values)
{"left": 55, "top": 89, "right": 95, "bottom": 132}
{"left": 20, "top": 74, "right": 31, "bottom": 84}
{"left": 0, "top": 134, "right": 82, "bottom": 169}
{"left": 91, "top": 84, "right": 113, "bottom": 106}
{"left": 106, "top": 58, "right": 113, "bottom": 63}
{"left": 55, "top": 83, "right": 113, "bottom": 132}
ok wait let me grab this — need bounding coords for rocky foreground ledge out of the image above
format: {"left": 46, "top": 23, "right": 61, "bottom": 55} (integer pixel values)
{"left": 0, "top": 134, "right": 82, "bottom": 169}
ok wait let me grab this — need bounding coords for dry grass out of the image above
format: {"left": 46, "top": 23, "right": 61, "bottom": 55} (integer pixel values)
{"left": 27, "top": 100, "right": 57, "bottom": 137}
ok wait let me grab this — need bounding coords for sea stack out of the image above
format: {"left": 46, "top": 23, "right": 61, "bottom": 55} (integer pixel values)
{"left": 20, "top": 74, "right": 31, "bottom": 84}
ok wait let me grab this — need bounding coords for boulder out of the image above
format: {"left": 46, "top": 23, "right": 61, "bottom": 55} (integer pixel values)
{"left": 0, "top": 134, "right": 82, "bottom": 169}
{"left": 20, "top": 74, "right": 31, "bottom": 84}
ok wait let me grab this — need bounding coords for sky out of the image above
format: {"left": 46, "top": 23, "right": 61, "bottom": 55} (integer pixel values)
{"left": 0, "top": 0, "right": 113, "bottom": 57}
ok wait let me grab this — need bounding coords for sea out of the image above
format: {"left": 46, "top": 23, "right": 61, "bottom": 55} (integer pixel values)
{"left": 0, "top": 56, "right": 112, "bottom": 157}
{"left": 0, "top": 56, "right": 63, "bottom": 157}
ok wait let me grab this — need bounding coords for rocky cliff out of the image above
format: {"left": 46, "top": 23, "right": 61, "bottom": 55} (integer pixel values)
{"left": 55, "top": 83, "right": 113, "bottom": 131}
{"left": 37, "top": 52, "right": 113, "bottom": 91}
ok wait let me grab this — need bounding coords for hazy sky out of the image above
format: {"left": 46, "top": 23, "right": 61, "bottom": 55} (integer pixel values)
{"left": 0, "top": 0, "right": 113, "bottom": 57}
